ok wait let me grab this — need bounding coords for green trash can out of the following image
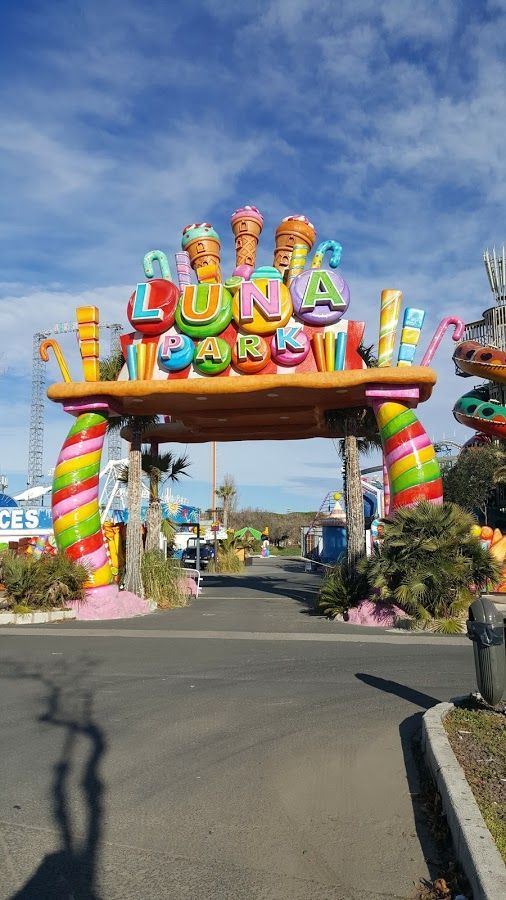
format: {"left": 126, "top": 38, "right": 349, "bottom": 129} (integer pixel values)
{"left": 467, "top": 596, "right": 505, "bottom": 705}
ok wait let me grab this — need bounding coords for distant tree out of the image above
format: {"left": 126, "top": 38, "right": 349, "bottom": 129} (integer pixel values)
{"left": 215, "top": 474, "right": 237, "bottom": 529}
{"left": 229, "top": 508, "right": 316, "bottom": 548}
{"left": 442, "top": 444, "right": 506, "bottom": 523}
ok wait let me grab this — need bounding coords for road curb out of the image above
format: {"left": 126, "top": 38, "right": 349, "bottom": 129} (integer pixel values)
{"left": 0, "top": 609, "right": 76, "bottom": 625}
{"left": 422, "top": 700, "right": 506, "bottom": 900}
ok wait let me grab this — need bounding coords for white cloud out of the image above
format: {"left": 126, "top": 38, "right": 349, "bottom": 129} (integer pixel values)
{"left": 1, "top": 0, "right": 504, "bottom": 507}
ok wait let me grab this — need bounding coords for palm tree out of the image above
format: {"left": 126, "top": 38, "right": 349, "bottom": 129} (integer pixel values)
{"left": 330, "top": 409, "right": 382, "bottom": 566}
{"left": 117, "top": 447, "right": 191, "bottom": 553}
{"left": 107, "top": 414, "right": 159, "bottom": 596}
{"left": 215, "top": 474, "right": 237, "bottom": 529}
{"left": 99, "top": 352, "right": 161, "bottom": 597}
{"left": 99, "top": 350, "right": 124, "bottom": 382}
{"left": 362, "top": 502, "right": 500, "bottom": 633}
{"left": 141, "top": 447, "right": 190, "bottom": 552}
{"left": 328, "top": 343, "right": 382, "bottom": 567}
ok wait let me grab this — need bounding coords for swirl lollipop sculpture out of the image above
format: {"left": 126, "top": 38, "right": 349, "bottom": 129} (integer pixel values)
{"left": 52, "top": 410, "right": 113, "bottom": 588}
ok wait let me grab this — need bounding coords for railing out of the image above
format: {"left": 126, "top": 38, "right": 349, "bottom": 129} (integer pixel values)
{"left": 180, "top": 566, "right": 202, "bottom": 596}
{"left": 301, "top": 556, "right": 333, "bottom": 572}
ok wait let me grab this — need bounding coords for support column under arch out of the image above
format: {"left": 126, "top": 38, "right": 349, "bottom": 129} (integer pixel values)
{"left": 52, "top": 411, "right": 113, "bottom": 588}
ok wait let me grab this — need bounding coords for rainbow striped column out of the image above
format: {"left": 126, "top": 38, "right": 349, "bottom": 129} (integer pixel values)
{"left": 372, "top": 401, "right": 443, "bottom": 510}
{"left": 52, "top": 412, "right": 113, "bottom": 588}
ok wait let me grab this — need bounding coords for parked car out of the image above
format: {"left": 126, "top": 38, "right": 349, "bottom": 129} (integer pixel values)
{"left": 182, "top": 538, "right": 215, "bottom": 570}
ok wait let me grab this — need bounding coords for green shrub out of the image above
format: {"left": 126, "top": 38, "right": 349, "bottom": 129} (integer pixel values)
{"left": 208, "top": 535, "right": 244, "bottom": 573}
{"left": 361, "top": 502, "right": 500, "bottom": 633}
{"left": 141, "top": 550, "right": 189, "bottom": 608}
{"left": 208, "top": 549, "right": 243, "bottom": 573}
{"left": 1, "top": 552, "right": 88, "bottom": 610}
{"left": 317, "top": 560, "right": 369, "bottom": 618}
{"left": 209, "top": 535, "right": 244, "bottom": 574}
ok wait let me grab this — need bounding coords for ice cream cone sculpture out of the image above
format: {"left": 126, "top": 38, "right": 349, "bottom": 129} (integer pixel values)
{"left": 378, "top": 289, "right": 402, "bottom": 367}
{"left": 230, "top": 206, "right": 264, "bottom": 275}
{"left": 181, "top": 223, "right": 221, "bottom": 283}
{"left": 273, "top": 215, "right": 316, "bottom": 278}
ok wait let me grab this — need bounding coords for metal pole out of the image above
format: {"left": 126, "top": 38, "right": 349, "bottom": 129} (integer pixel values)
{"left": 196, "top": 523, "right": 201, "bottom": 572}
{"left": 211, "top": 441, "right": 216, "bottom": 520}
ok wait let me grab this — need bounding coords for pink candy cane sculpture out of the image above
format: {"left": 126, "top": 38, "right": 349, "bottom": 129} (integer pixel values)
{"left": 420, "top": 316, "right": 465, "bottom": 367}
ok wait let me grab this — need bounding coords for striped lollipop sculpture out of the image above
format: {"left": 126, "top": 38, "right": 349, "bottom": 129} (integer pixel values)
{"left": 372, "top": 400, "right": 443, "bottom": 510}
{"left": 52, "top": 411, "right": 113, "bottom": 588}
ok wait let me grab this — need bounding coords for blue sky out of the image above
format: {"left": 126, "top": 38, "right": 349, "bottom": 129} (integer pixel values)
{"left": 0, "top": 0, "right": 505, "bottom": 512}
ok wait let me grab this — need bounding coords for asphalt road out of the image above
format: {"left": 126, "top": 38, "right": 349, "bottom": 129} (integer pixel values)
{"left": 0, "top": 558, "right": 474, "bottom": 899}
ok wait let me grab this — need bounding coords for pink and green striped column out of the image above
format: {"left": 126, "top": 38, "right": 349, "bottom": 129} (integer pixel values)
{"left": 52, "top": 410, "right": 113, "bottom": 588}
{"left": 372, "top": 400, "right": 443, "bottom": 511}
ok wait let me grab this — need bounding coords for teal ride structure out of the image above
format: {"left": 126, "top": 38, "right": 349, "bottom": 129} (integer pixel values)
{"left": 454, "top": 247, "right": 506, "bottom": 440}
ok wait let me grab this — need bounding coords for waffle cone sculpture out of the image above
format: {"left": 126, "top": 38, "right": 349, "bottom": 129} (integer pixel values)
{"left": 230, "top": 206, "right": 264, "bottom": 271}
{"left": 273, "top": 215, "right": 316, "bottom": 277}
{"left": 181, "top": 223, "right": 221, "bottom": 282}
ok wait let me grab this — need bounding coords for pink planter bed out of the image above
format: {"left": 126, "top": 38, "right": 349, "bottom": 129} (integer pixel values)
{"left": 68, "top": 584, "right": 155, "bottom": 621}
{"left": 346, "top": 599, "right": 409, "bottom": 628}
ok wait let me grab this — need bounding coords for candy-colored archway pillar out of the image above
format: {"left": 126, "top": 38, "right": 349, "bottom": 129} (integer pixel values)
{"left": 51, "top": 403, "right": 154, "bottom": 619}
{"left": 52, "top": 410, "right": 113, "bottom": 587}
{"left": 372, "top": 400, "right": 443, "bottom": 511}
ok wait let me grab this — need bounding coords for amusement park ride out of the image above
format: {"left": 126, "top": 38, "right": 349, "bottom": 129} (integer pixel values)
{"left": 27, "top": 320, "right": 123, "bottom": 488}
{"left": 24, "top": 204, "right": 506, "bottom": 616}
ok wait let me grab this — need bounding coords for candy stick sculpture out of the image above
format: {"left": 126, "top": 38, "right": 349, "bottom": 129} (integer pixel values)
{"left": 273, "top": 215, "right": 316, "bottom": 278}
{"left": 137, "top": 343, "right": 147, "bottom": 381}
{"left": 230, "top": 206, "right": 264, "bottom": 275}
{"left": 143, "top": 250, "right": 172, "bottom": 281}
{"left": 52, "top": 411, "right": 113, "bottom": 588}
{"left": 311, "top": 240, "right": 342, "bottom": 270}
{"left": 286, "top": 243, "right": 309, "bottom": 286}
{"left": 126, "top": 344, "right": 137, "bottom": 380}
{"left": 378, "top": 290, "right": 402, "bottom": 367}
{"left": 420, "top": 316, "right": 466, "bottom": 367}
{"left": 144, "top": 342, "right": 157, "bottom": 380}
{"left": 39, "top": 339, "right": 72, "bottom": 383}
{"left": 396, "top": 307, "right": 425, "bottom": 367}
{"left": 175, "top": 251, "right": 193, "bottom": 289}
{"left": 312, "top": 333, "right": 325, "bottom": 372}
{"left": 372, "top": 400, "right": 443, "bottom": 510}
{"left": 334, "top": 331, "right": 347, "bottom": 371}
{"left": 76, "top": 306, "right": 100, "bottom": 381}
{"left": 324, "top": 331, "right": 336, "bottom": 372}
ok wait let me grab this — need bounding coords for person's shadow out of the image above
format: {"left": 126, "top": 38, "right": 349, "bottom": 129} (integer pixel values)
{"left": 2, "top": 659, "right": 106, "bottom": 899}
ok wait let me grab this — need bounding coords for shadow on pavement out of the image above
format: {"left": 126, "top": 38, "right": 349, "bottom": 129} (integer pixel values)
{"left": 205, "top": 563, "right": 322, "bottom": 612}
{"left": 355, "top": 672, "right": 441, "bottom": 709}
{"left": 0, "top": 658, "right": 105, "bottom": 899}
{"left": 355, "top": 672, "right": 445, "bottom": 881}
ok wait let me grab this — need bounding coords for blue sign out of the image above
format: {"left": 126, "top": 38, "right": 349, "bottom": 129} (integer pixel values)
{"left": 110, "top": 503, "right": 200, "bottom": 526}
{"left": 0, "top": 507, "right": 53, "bottom": 534}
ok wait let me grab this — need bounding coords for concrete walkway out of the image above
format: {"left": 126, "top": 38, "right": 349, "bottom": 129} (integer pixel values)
{"left": 0, "top": 558, "right": 474, "bottom": 899}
